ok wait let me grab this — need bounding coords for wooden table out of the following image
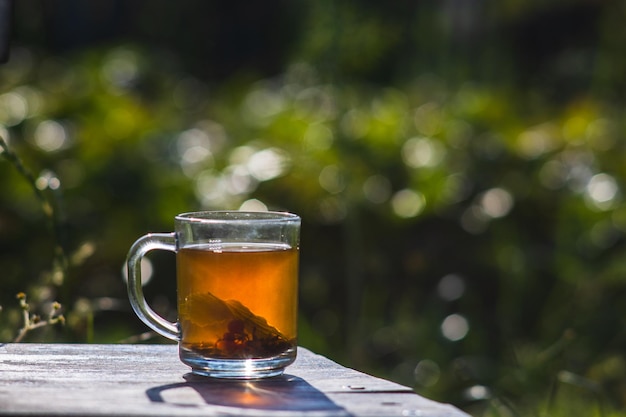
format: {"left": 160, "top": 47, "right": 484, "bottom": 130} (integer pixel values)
{"left": 0, "top": 344, "right": 469, "bottom": 417}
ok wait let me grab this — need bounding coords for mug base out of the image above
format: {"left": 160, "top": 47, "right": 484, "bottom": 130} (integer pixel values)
{"left": 180, "top": 346, "right": 297, "bottom": 379}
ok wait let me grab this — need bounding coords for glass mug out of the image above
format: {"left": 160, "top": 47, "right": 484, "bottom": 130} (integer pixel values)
{"left": 126, "top": 211, "right": 300, "bottom": 379}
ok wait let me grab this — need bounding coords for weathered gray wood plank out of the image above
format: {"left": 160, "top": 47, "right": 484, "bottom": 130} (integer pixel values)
{"left": 0, "top": 344, "right": 469, "bottom": 417}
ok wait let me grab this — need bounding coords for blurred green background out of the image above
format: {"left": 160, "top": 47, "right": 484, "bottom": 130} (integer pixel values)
{"left": 1, "top": 1, "right": 626, "bottom": 415}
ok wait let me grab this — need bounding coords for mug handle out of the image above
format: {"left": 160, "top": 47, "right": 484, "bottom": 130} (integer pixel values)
{"left": 126, "top": 233, "right": 180, "bottom": 341}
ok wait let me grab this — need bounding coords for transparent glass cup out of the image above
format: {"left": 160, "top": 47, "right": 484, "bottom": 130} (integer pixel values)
{"left": 125, "top": 211, "right": 300, "bottom": 379}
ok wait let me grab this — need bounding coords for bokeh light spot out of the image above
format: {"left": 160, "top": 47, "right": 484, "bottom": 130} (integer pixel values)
{"left": 460, "top": 205, "right": 489, "bottom": 234}
{"left": 177, "top": 128, "right": 214, "bottom": 177}
{"left": 239, "top": 199, "right": 268, "bottom": 212}
{"left": 195, "top": 171, "right": 227, "bottom": 207}
{"left": 586, "top": 118, "right": 615, "bottom": 151}
{"left": 294, "top": 85, "right": 336, "bottom": 121}
{"left": 441, "top": 173, "right": 472, "bottom": 204}
{"left": 463, "top": 385, "right": 491, "bottom": 401}
{"left": 101, "top": 48, "right": 140, "bottom": 91}
{"left": 563, "top": 116, "right": 588, "bottom": 143}
{"left": 437, "top": 274, "right": 466, "bottom": 301}
{"left": 303, "top": 123, "right": 334, "bottom": 151}
{"left": 122, "top": 257, "right": 153, "bottom": 286}
{"left": 340, "top": 109, "right": 369, "bottom": 139}
{"left": 363, "top": 175, "right": 392, "bottom": 204}
{"left": 14, "top": 86, "right": 43, "bottom": 118}
{"left": 223, "top": 165, "right": 256, "bottom": 195}
{"left": 34, "top": 120, "right": 68, "bottom": 152}
{"left": 229, "top": 145, "right": 256, "bottom": 165}
{"left": 413, "top": 359, "right": 441, "bottom": 387}
{"left": 441, "top": 314, "right": 469, "bottom": 341}
{"left": 319, "top": 165, "right": 345, "bottom": 194}
{"left": 402, "top": 136, "right": 445, "bottom": 168}
{"left": 318, "top": 196, "right": 347, "bottom": 224}
{"left": 517, "top": 124, "right": 559, "bottom": 159}
{"left": 391, "top": 189, "right": 426, "bottom": 218}
{"left": 243, "top": 88, "right": 285, "bottom": 125}
{"left": 247, "top": 148, "right": 290, "bottom": 181}
{"left": 539, "top": 160, "right": 568, "bottom": 190}
{"left": 414, "top": 102, "right": 443, "bottom": 136}
{"left": 586, "top": 173, "right": 618, "bottom": 210}
{"left": 0, "top": 92, "right": 28, "bottom": 126}
{"left": 479, "top": 188, "right": 513, "bottom": 218}
{"left": 35, "top": 170, "right": 61, "bottom": 190}
{"left": 589, "top": 220, "right": 620, "bottom": 249}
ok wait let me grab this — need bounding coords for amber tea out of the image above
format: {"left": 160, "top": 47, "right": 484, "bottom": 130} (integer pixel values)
{"left": 126, "top": 210, "right": 300, "bottom": 378}
{"left": 178, "top": 243, "right": 298, "bottom": 359}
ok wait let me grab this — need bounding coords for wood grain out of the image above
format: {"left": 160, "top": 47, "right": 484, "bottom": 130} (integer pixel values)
{"left": 0, "top": 344, "right": 469, "bottom": 417}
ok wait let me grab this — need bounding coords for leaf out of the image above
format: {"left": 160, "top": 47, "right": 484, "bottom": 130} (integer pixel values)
{"left": 180, "top": 292, "right": 292, "bottom": 358}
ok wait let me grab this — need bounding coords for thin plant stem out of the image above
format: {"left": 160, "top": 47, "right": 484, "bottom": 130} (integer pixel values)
{"left": 13, "top": 293, "right": 65, "bottom": 343}
{"left": 0, "top": 137, "right": 51, "bottom": 216}
{"left": 0, "top": 136, "right": 68, "bottom": 284}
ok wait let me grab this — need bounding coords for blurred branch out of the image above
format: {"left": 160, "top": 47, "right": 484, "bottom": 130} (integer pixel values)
{"left": 0, "top": 137, "right": 51, "bottom": 216}
{"left": 14, "top": 293, "right": 65, "bottom": 343}
{"left": 0, "top": 136, "right": 68, "bottom": 285}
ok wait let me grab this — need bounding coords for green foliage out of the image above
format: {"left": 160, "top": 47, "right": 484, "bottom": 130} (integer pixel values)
{"left": 1, "top": 2, "right": 626, "bottom": 416}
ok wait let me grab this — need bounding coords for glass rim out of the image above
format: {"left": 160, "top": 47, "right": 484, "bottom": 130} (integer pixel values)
{"left": 175, "top": 210, "right": 300, "bottom": 223}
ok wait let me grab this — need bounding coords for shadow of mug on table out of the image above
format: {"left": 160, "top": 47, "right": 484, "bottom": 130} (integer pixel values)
{"left": 146, "top": 373, "right": 350, "bottom": 416}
